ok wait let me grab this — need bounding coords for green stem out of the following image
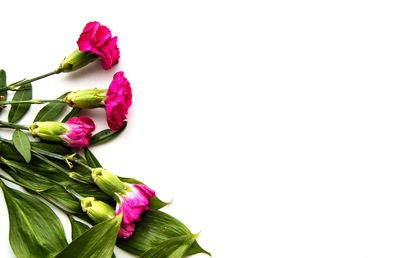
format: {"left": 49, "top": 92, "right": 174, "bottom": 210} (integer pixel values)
{"left": 0, "top": 99, "right": 64, "bottom": 105}
{"left": 64, "top": 185, "right": 83, "bottom": 201}
{"left": 0, "top": 120, "right": 29, "bottom": 130}
{"left": 0, "top": 70, "right": 61, "bottom": 92}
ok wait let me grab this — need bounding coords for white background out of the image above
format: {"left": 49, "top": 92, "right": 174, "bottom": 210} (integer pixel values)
{"left": 0, "top": 0, "right": 400, "bottom": 257}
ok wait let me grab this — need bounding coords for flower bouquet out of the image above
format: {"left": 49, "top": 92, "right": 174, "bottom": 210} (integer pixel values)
{"left": 0, "top": 21, "right": 209, "bottom": 258}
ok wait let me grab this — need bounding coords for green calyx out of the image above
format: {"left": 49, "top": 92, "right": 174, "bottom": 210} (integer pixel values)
{"left": 91, "top": 168, "right": 130, "bottom": 200}
{"left": 58, "top": 49, "right": 99, "bottom": 73}
{"left": 28, "top": 121, "right": 68, "bottom": 144}
{"left": 64, "top": 89, "right": 107, "bottom": 109}
{"left": 81, "top": 197, "right": 115, "bottom": 224}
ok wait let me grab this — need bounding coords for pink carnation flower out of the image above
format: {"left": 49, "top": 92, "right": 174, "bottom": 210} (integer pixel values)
{"left": 104, "top": 71, "right": 132, "bottom": 132}
{"left": 62, "top": 117, "right": 95, "bottom": 148}
{"left": 115, "top": 184, "right": 155, "bottom": 239}
{"left": 77, "top": 21, "right": 120, "bottom": 70}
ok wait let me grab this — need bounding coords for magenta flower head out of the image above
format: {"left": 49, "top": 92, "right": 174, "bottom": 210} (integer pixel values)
{"left": 104, "top": 71, "right": 132, "bottom": 131}
{"left": 91, "top": 168, "right": 155, "bottom": 239}
{"left": 58, "top": 21, "right": 119, "bottom": 72}
{"left": 77, "top": 21, "right": 120, "bottom": 70}
{"left": 29, "top": 117, "right": 95, "bottom": 148}
{"left": 64, "top": 71, "right": 132, "bottom": 132}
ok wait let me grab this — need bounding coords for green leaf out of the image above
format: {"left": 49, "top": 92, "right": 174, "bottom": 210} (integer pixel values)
{"left": 0, "top": 69, "right": 7, "bottom": 115}
{"left": 117, "top": 210, "right": 209, "bottom": 257}
{"left": 12, "top": 130, "right": 31, "bottom": 163}
{"left": 140, "top": 234, "right": 198, "bottom": 258}
{"left": 119, "top": 177, "right": 169, "bottom": 210}
{"left": 55, "top": 214, "right": 122, "bottom": 258}
{"left": 61, "top": 107, "right": 80, "bottom": 123}
{"left": 84, "top": 147, "right": 102, "bottom": 168}
{"left": 68, "top": 215, "right": 90, "bottom": 240}
{"left": 8, "top": 83, "right": 32, "bottom": 123}
{"left": 0, "top": 180, "right": 68, "bottom": 258}
{"left": 34, "top": 92, "right": 69, "bottom": 122}
{"left": 89, "top": 122, "right": 127, "bottom": 146}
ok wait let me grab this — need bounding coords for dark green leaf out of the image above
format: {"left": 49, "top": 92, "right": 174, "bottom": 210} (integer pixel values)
{"left": 0, "top": 180, "right": 68, "bottom": 258}
{"left": 140, "top": 234, "right": 198, "bottom": 258}
{"left": 55, "top": 214, "right": 122, "bottom": 258}
{"left": 117, "top": 210, "right": 209, "bottom": 257}
{"left": 61, "top": 108, "right": 80, "bottom": 123}
{"left": 119, "top": 177, "right": 169, "bottom": 210}
{"left": 8, "top": 83, "right": 32, "bottom": 123}
{"left": 34, "top": 92, "right": 69, "bottom": 122}
{"left": 0, "top": 69, "right": 7, "bottom": 114}
{"left": 68, "top": 215, "right": 90, "bottom": 240}
{"left": 12, "top": 130, "right": 31, "bottom": 163}
{"left": 184, "top": 240, "right": 211, "bottom": 257}
{"left": 84, "top": 147, "right": 102, "bottom": 168}
{"left": 89, "top": 122, "right": 127, "bottom": 146}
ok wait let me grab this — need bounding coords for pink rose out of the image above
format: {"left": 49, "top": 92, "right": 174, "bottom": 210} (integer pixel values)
{"left": 62, "top": 117, "right": 95, "bottom": 148}
{"left": 77, "top": 21, "right": 120, "bottom": 70}
{"left": 115, "top": 184, "right": 155, "bottom": 239}
{"left": 104, "top": 71, "right": 132, "bottom": 132}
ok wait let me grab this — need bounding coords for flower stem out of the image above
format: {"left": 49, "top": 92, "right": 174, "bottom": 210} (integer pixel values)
{"left": 0, "top": 120, "right": 29, "bottom": 130}
{"left": 0, "top": 70, "right": 61, "bottom": 92}
{"left": 0, "top": 99, "right": 64, "bottom": 105}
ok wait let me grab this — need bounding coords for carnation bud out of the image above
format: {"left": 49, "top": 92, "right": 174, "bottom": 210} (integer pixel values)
{"left": 28, "top": 117, "right": 95, "bottom": 149}
{"left": 64, "top": 89, "right": 107, "bottom": 109}
{"left": 81, "top": 197, "right": 115, "bottom": 223}
{"left": 58, "top": 49, "right": 99, "bottom": 73}
{"left": 91, "top": 168, "right": 129, "bottom": 199}
{"left": 29, "top": 121, "right": 68, "bottom": 144}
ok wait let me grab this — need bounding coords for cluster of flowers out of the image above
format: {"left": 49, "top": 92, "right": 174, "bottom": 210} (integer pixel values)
{"left": 2, "top": 21, "right": 153, "bottom": 240}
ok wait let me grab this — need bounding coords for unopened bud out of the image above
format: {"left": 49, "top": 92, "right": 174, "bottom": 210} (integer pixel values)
{"left": 81, "top": 197, "right": 115, "bottom": 223}
{"left": 58, "top": 49, "right": 99, "bottom": 73}
{"left": 29, "top": 121, "right": 68, "bottom": 144}
{"left": 91, "top": 168, "right": 129, "bottom": 199}
{"left": 64, "top": 89, "right": 107, "bottom": 109}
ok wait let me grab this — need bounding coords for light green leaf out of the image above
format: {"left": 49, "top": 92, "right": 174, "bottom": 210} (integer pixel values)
{"left": 117, "top": 210, "right": 210, "bottom": 257}
{"left": 34, "top": 92, "right": 69, "bottom": 122}
{"left": 8, "top": 83, "right": 32, "bottom": 123}
{"left": 0, "top": 180, "right": 68, "bottom": 258}
{"left": 61, "top": 108, "right": 80, "bottom": 123}
{"left": 84, "top": 147, "right": 102, "bottom": 168}
{"left": 89, "top": 122, "right": 127, "bottom": 146}
{"left": 12, "top": 130, "right": 31, "bottom": 163}
{"left": 55, "top": 214, "right": 122, "bottom": 258}
{"left": 140, "top": 234, "right": 198, "bottom": 258}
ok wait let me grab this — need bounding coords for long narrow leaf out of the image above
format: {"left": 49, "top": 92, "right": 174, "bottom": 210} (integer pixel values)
{"left": 56, "top": 214, "right": 122, "bottom": 258}
{"left": 0, "top": 180, "right": 68, "bottom": 258}
{"left": 140, "top": 234, "right": 198, "bottom": 258}
{"left": 8, "top": 83, "right": 32, "bottom": 123}
{"left": 89, "top": 122, "right": 127, "bottom": 146}
{"left": 62, "top": 108, "right": 80, "bottom": 123}
{"left": 34, "top": 92, "right": 69, "bottom": 122}
{"left": 117, "top": 210, "right": 209, "bottom": 257}
{"left": 0, "top": 69, "right": 7, "bottom": 115}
